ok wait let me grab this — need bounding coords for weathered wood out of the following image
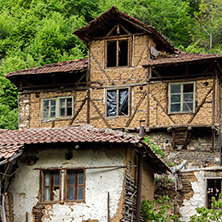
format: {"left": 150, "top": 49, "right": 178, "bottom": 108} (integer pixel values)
{"left": 212, "top": 77, "right": 216, "bottom": 124}
{"left": 69, "top": 94, "right": 88, "bottom": 125}
{"left": 172, "top": 130, "right": 176, "bottom": 149}
{"left": 87, "top": 90, "right": 90, "bottom": 124}
{"left": 90, "top": 98, "right": 112, "bottom": 128}
{"left": 212, "top": 128, "right": 215, "bottom": 152}
{"left": 188, "top": 86, "right": 213, "bottom": 124}
{"left": 127, "top": 43, "right": 147, "bottom": 81}
{"left": 125, "top": 91, "right": 147, "bottom": 127}
{"left": 90, "top": 51, "right": 111, "bottom": 82}
{"left": 148, "top": 89, "right": 176, "bottom": 124}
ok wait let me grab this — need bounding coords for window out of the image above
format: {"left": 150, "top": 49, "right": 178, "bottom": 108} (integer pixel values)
{"left": 43, "top": 170, "right": 60, "bottom": 202}
{"left": 67, "top": 170, "right": 84, "bottom": 201}
{"left": 106, "top": 88, "right": 129, "bottom": 117}
{"left": 207, "top": 179, "right": 222, "bottom": 208}
{"left": 41, "top": 169, "right": 85, "bottom": 203}
{"left": 42, "top": 97, "right": 73, "bottom": 120}
{"left": 106, "top": 39, "right": 129, "bottom": 67}
{"left": 169, "top": 82, "right": 195, "bottom": 113}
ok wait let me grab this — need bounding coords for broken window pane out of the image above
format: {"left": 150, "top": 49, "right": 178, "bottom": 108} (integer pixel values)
{"left": 107, "top": 41, "right": 116, "bottom": 67}
{"left": 119, "top": 89, "right": 128, "bottom": 115}
{"left": 107, "top": 90, "right": 117, "bottom": 116}
{"left": 119, "top": 40, "right": 128, "bottom": 66}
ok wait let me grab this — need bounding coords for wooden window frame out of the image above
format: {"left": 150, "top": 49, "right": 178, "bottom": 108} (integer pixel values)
{"left": 105, "top": 88, "right": 130, "bottom": 118}
{"left": 105, "top": 37, "right": 132, "bottom": 68}
{"left": 41, "top": 170, "right": 61, "bottom": 203}
{"left": 168, "top": 82, "right": 195, "bottom": 114}
{"left": 42, "top": 96, "right": 74, "bottom": 121}
{"left": 40, "top": 168, "right": 85, "bottom": 204}
{"left": 65, "top": 169, "right": 85, "bottom": 202}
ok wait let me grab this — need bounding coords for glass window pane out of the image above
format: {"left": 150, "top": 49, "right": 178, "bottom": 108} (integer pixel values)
{"left": 43, "top": 100, "right": 49, "bottom": 108}
{"left": 45, "top": 173, "right": 51, "bottom": 186}
{"left": 60, "top": 99, "right": 65, "bottom": 108}
{"left": 183, "top": 102, "right": 193, "bottom": 112}
{"left": 119, "top": 89, "right": 128, "bottom": 116}
{"left": 60, "top": 108, "right": 65, "bottom": 117}
{"left": 183, "top": 84, "right": 193, "bottom": 93}
{"left": 51, "top": 100, "right": 56, "bottom": 106}
{"left": 68, "top": 187, "right": 74, "bottom": 200}
{"left": 45, "top": 187, "right": 50, "bottom": 201}
{"left": 78, "top": 172, "right": 84, "bottom": 185}
{"left": 67, "top": 98, "right": 72, "bottom": 107}
{"left": 107, "top": 90, "right": 117, "bottom": 116}
{"left": 69, "top": 173, "right": 75, "bottom": 186}
{"left": 171, "top": 85, "right": 181, "bottom": 93}
{"left": 171, "top": 94, "right": 180, "bottom": 103}
{"left": 54, "top": 173, "right": 60, "bottom": 186}
{"left": 77, "top": 186, "right": 83, "bottom": 200}
{"left": 50, "top": 111, "right": 56, "bottom": 117}
{"left": 171, "top": 103, "right": 180, "bottom": 112}
{"left": 184, "top": 93, "right": 193, "bottom": 102}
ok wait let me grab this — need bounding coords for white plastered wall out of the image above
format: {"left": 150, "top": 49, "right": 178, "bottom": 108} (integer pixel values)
{"left": 8, "top": 146, "right": 126, "bottom": 222}
{"left": 179, "top": 171, "right": 206, "bottom": 221}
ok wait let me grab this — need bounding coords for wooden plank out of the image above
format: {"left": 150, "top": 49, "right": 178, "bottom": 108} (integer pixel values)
{"left": 127, "top": 43, "right": 147, "bottom": 81}
{"left": 212, "top": 129, "right": 215, "bottom": 152}
{"left": 90, "top": 51, "right": 111, "bottom": 82}
{"left": 87, "top": 90, "right": 90, "bottom": 124}
{"left": 188, "top": 86, "right": 213, "bottom": 124}
{"left": 182, "top": 129, "right": 189, "bottom": 149}
{"left": 90, "top": 98, "right": 112, "bottom": 128}
{"left": 212, "top": 77, "right": 216, "bottom": 124}
{"left": 125, "top": 91, "right": 147, "bottom": 127}
{"left": 69, "top": 94, "right": 88, "bottom": 125}
{"left": 172, "top": 130, "right": 176, "bottom": 149}
{"left": 148, "top": 89, "right": 176, "bottom": 124}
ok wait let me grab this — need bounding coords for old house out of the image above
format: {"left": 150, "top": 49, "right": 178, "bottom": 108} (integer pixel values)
{"left": 0, "top": 126, "right": 170, "bottom": 222}
{"left": 4, "top": 6, "right": 222, "bottom": 221}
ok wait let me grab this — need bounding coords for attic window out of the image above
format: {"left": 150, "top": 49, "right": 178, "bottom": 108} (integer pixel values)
{"left": 106, "top": 88, "right": 129, "bottom": 117}
{"left": 106, "top": 39, "right": 129, "bottom": 67}
{"left": 169, "top": 82, "right": 195, "bottom": 113}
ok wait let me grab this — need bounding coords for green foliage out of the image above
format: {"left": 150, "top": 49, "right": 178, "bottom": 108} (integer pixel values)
{"left": 144, "top": 137, "right": 166, "bottom": 160}
{"left": 141, "top": 196, "right": 180, "bottom": 222}
{"left": 189, "top": 193, "right": 222, "bottom": 222}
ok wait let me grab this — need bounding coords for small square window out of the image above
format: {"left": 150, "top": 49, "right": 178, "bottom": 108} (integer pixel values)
{"left": 169, "top": 83, "right": 195, "bottom": 113}
{"left": 106, "top": 88, "right": 129, "bottom": 117}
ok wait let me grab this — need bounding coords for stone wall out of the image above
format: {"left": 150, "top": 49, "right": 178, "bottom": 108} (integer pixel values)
{"left": 148, "top": 131, "right": 221, "bottom": 167}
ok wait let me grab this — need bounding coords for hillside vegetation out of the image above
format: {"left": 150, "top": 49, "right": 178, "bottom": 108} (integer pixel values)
{"left": 0, "top": 0, "right": 221, "bottom": 129}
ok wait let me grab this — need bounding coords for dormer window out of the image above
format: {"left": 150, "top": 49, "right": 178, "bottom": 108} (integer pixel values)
{"left": 106, "top": 39, "right": 128, "bottom": 67}
{"left": 105, "top": 24, "right": 131, "bottom": 68}
{"left": 169, "top": 82, "right": 195, "bottom": 113}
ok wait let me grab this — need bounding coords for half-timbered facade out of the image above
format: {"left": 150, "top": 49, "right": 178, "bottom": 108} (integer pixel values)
{"left": 4, "top": 6, "right": 222, "bottom": 220}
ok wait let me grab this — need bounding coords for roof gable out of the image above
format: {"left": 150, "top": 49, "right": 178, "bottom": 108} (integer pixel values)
{"left": 73, "top": 6, "right": 176, "bottom": 53}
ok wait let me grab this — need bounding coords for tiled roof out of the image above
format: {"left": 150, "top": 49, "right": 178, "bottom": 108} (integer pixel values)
{"left": 0, "top": 125, "right": 170, "bottom": 173}
{"left": 143, "top": 52, "right": 222, "bottom": 67}
{"left": 5, "top": 58, "right": 88, "bottom": 78}
{"left": 73, "top": 6, "right": 176, "bottom": 53}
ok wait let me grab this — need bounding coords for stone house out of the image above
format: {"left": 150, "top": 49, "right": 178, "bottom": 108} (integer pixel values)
{"left": 4, "top": 6, "right": 222, "bottom": 221}
{"left": 0, "top": 125, "right": 170, "bottom": 222}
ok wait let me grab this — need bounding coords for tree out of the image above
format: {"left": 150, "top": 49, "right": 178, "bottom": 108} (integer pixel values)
{"left": 191, "top": 0, "right": 222, "bottom": 52}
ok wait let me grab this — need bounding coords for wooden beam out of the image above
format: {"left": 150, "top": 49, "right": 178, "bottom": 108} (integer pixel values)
{"left": 90, "top": 98, "right": 112, "bottom": 128}
{"left": 148, "top": 89, "right": 176, "bottom": 124}
{"left": 212, "top": 77, "right": 216, "bottom": 124}
{"left": 125, "top": 91, "right": 147, "bottom": 127}
{"left": 212, "top": 128, "right": 215, "bottom": 152}
{"left": 90, "top": 51, "right": 111, "bottom": 82}
{"left": 188, "top": 86, "right": 213, "bottom": 124}
{"left": 69, "top": 95, "right": 88, "bottom": 125}
{"left": 87, "top": 90, "right": 90, "bottom": 124}
{"left": 127, "top": 43, "right": 147, "bottom": 81}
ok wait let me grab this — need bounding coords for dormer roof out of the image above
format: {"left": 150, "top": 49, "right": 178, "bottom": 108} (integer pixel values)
{"left": 73, "top": 6, "right": 176, "bottom": 53}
